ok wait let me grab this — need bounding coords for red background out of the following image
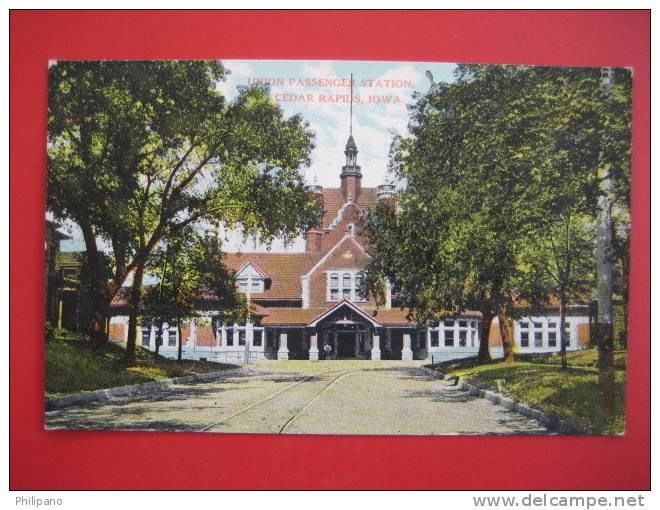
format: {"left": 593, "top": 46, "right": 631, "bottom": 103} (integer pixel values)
{"left": 10, "top": 10, "right": 650, "bottom": 490}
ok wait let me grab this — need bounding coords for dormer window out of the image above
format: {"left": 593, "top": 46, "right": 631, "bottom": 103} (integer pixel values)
{"left": 235, "top": 261, "right": 268, "bottom": 294}
{"left": 326, "top": 270, "right": 366, "bottom": 303}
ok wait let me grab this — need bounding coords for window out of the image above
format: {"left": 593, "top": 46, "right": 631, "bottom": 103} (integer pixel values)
{"left": 168, "top": 329, "right": 177, "bottom": 347}
{"left": 343, "top": 273, "right": 351, "bottom": 288}
{"left": 459, "top": 330, "right": 467, "bottom": 347}
{"left": 253, "top": 330, "right": 263, "bottom": 347}
{"left": 533, "top": 321, "right": 543, "bottom": 329}
{"left": 327, "top": 270, "right": 366, "bottom": 302}
{"left": 443, "top": 319, "right": 454, "bottom": 327}
{"left": 548, "top": 322, "right": 557, "bottom": 330}
{"left": 459, "top": 320, "right": 467, "bottom": 328}
{"left": 534, "top": 331, "right": 543, "bottom": 347}
{"left": 520, "top": 331, "right": 529, "bottom": 347}
{"left": 470, "top": 329, "right": 477, "bottom": 347}
{"left": 226, "top": 327, "right": 234, "bottom": 346}
{"left": 430, "top": 330, "right": 439, "bottom": 347}
{"left": 520, "top": 321, "right": 529, "bottom": 330}
{"left": 444, "top": 329, "right": 454, "bottom": 347}
{"left": 548, "top": 331, "right": 557, "bottom": 347}
{"left": 238, "top": 329, "right": 246, "bottom": 346}
{"left": 141, "top": 327, "right": 151, "bottom": 347}
{"left": 237, "top": 276, "right": 264, "bottom": 293}
{"left": 564, "top": 326, "right": 571, "bottom": 347}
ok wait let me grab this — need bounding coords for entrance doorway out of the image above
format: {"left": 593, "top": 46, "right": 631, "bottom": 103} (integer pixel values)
{"left": 336, "top": 331, "right": 356, "bottom": 359}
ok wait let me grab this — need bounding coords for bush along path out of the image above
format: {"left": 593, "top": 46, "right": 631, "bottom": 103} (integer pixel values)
{"left": 46, "top": 334, "right": 237, "bottom": 398}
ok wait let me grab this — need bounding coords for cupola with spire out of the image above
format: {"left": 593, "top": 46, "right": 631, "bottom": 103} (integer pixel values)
{"left": 341, "top": 73, "right": 362, "bottom": 203}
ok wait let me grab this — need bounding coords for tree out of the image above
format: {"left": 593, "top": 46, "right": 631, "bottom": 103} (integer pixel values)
{"left": 364, "top": 64, "right": 630, "bottom": 366}
{"left": 518, "top": 214, "right": 595, "bottom": 367}
{"left": 595, "top": 67, "right": 632, "bottom": 411}
{"left": 141, "top": 228, "right": 245, "bottom": 361}
{"left": 365, "top": 65, "right": 550, "bottom": 363}
{"left": 48, "top": 61, "right": 320, "bottom": 364}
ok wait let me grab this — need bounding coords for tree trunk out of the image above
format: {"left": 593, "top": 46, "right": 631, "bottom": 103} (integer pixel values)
{"left": 596, "top": 67, "right": 616, "bottom": 413}
{"left": 79, "top": 219, "right": 110, "bottom": 348}
{"left": 497, "top": 311, "right": 514, "bottom": 363}
{"left": 477, "top": 310, "right": 493, "bottom": 363}
{"left": 154, "top": 319, "right": 161, "bottom": 358}
{"left": 125, "top": 265, "right": 144, "bottom": 366}
{"left": 177, "top": 317, "right": 183, "bottom": 362}
{"left": 559, "top": 294, "right": 568, "bottom": 369}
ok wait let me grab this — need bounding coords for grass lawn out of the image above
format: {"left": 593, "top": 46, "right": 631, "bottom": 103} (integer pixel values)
{"left": 46, "top": 334, "right": 237, "bottom": 398}
{"left": 432, "top": 348, "right": 626, "bottom": 435}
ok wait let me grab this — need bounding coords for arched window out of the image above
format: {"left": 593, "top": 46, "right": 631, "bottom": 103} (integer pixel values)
{"left": 330, "top": 273, "right": 339, "bottom": 288}
{"left": 342, "top": 273, "right": 351, "bottom": 288}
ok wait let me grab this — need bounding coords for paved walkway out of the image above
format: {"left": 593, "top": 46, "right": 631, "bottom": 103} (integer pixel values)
{"left": 45, "top": 361, "right": 549, "bottom": 435}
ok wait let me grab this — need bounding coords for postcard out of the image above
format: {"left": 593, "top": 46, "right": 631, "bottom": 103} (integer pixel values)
{"left": 44, "top": 59, "right": 631, "bottom": 436}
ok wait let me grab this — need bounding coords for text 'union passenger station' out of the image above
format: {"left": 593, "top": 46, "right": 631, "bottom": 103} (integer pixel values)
{"left": 109, "top": 132, "right": 592, "bottom": 363}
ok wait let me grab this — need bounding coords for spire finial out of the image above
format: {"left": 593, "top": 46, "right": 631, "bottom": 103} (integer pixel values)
{"left": 350, "top": 72, "right": 353, "bottom": 137}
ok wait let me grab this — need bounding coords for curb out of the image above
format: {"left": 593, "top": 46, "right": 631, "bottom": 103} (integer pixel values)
{"left": 45, "top": 366, "right": 247, "bottom": 411}
{"left": 419, "top": 366, "right": 590, "bottom": 435}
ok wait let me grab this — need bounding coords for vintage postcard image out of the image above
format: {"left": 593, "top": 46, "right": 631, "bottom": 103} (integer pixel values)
{"left": 45, "top": 59, "right": 630, "bottom": 435}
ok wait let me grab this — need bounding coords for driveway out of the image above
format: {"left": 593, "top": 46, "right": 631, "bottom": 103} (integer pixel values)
{"left": 45, "top": 360, "right": 549, "bottom": 435}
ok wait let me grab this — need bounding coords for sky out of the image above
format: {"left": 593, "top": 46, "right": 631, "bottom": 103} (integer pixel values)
{"left": 218, "top": 60, "right": 457, "bottom": 188}
{"left": 58, "top": 59, "right": 458, "bottom": 253}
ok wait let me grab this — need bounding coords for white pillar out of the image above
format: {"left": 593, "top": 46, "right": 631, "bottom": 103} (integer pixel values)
{"left": 371, "top": 334, "right": 381, "bottom": 360}
{"left": 278, "top": 332, "right": 289, "bottom": 360}
{"left": 309, "top": 333, "right": 319, "bottom": 361}
{"left": 189, "top": 321, "right": 196, "bottom": 352}
{"left": 385, "top": 279, "right": 392, "bottom": 310}
{"left": 402, "top": 333, "right": 413, "bottom": 360}
{"left": 246, "top": 321, "right": 254, "bottom": 362}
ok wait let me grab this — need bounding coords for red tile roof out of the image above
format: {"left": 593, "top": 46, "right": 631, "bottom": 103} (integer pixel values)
{"left": 260, "top": 304, "right": 421, "bottom": 327}
{"left": 260, "top": 307, "right": 324, "bottom": 326}
{"left": 223, "top": 252, "right": 320, "bottom": 300}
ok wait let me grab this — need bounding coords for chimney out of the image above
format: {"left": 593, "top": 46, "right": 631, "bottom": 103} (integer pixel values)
{"left": 305, "top": 229, "right": 323, "bottom": 253}
{"left": 304, "top": 177, "right": 324, "bottom": 252}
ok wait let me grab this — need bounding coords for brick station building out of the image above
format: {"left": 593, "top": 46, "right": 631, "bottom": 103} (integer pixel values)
{"left": 109, "top": 133, "right": 591, "bottom": 363}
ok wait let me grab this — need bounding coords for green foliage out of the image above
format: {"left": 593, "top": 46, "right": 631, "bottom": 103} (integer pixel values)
{"left": 444, "top": 358, "right": 625, "bottom": 435}
{"left": 364, "top": 64, "right": 631, "bottom": 355}
{"left": 48, "top": 60, "right": 321, "bottom": 352}
{"left": 141, "top": 227, "right": 247, "bottom": 329}
{"left": 45, "top": 335, "right": 235, "bottom": 396}
{"left": 516, "top": 348, "right": 627, "bottom": 370}
{"left": 48, "top": 60, "right": 320, "bottom": 251}
{"left": 517, "top": 214, "right": 596, "bottom": 312}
